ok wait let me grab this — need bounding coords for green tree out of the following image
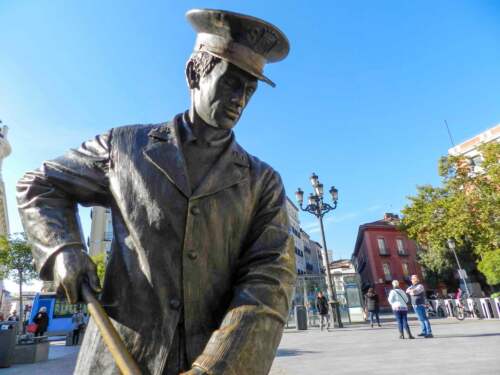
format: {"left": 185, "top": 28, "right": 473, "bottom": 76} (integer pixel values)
{"left": 400, "top": 142, "right": 500, "bottom": 289}
{"left": 477, "top": 250, "right": 500, "bottom": 286}
{"left": 91, "top": 252, "right": 107, "bottom": 287}
{"left": 0, "top": 233, "right": 38, "bottom": 329}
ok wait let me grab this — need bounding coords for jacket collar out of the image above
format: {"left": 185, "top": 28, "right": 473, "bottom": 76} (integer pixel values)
{"left": 143, "top": 113, "right": 249, "bottom": 199}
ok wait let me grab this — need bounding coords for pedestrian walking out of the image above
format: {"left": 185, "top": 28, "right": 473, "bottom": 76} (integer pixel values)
{"left": 316, "top": 292, "right": 330, "bottom": 331}
{"left": 364, "top": 287, "right": 381, "bottom": 328}
{"left": 71, "top": 308, "right": 85, "bottom": 345}
{"left": 406, "top": 275, "right": 433, "bottom": 338}
{"left": 388, "top": 280, "right": 414, "bottom": 339}
{"left": 33, "top": 306, "right": 49, "bottom": 337}
{"left": 7, "top": 310, "right": 19, "bottom": 321}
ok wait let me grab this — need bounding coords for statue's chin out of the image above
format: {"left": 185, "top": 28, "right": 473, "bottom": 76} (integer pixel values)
{"left": 204, "top": 116, "right": 238, "bottom": 130}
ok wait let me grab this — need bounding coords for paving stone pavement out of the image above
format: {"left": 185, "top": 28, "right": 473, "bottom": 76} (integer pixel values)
{"left": 271, "top": 318, "right": 500, "bottom": 375}
{"left": 1, "top": 341, "right": 78, "bottom": 375}
{"left": 2, "top": 318, "right": 499, "bottom": 374}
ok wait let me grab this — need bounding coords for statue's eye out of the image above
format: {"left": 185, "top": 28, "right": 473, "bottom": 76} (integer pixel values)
{"left": 224, "top": 76, "right": 237, "bottom": 87}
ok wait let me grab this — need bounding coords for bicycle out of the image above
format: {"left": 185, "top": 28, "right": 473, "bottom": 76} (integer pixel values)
{"left": 452, "top": 299, "right": 481, "bottom": 320}
{"left": 426, "top": 303, "right": 446, "bottom": 318}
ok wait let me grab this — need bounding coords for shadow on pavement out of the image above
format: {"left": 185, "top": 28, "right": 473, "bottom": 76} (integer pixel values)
{"left": 276, "top": 349, "right": 318, "bottom": 357}
{"left": 432, "top": 332, "right": 500, "bottom": 339}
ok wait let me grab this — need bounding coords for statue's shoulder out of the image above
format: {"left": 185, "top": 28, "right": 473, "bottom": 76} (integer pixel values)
{"left": 111, "top": 122, "right": 168, "bottom": 138}
{"left": 237, "top": 143, "right": 283, "bottom": 184}
{"left": 108, "top": 122, "right": 169, "bottom": 148}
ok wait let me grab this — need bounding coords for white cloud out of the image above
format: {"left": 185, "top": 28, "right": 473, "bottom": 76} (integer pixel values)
{"left": 300, "top": 211, "right": 359, "bottom": 235}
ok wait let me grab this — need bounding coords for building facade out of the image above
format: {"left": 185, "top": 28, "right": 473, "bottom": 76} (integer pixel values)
{"left": 301, "top": 230, "right": 324, "bottom": 275}
{"left": 286, "top": 198, "right": 307, "bottom": 275}
{"left": 0, "top": 123, "right": 11, "bottom": 316}
{"left": 329, "top": 259, "right": 364, "bottom": 322}
{"left": 351, "top": 213, "right": 424, "bottom": 308}
{"left": 448, "top": 123, "right": 499, "bottom": 166}
{"left": 88, "top": 206, "right": 113, "bottom": 257}
{"left": 0, "top": 124, "right": 11, "bottom": 237}
{"left": 0, "top": 289, "right": 11, "bottom": 318}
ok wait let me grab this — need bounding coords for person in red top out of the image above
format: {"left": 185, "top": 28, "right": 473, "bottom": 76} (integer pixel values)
{"left": 455, "top": 288, "right": 463, "bottom": 307}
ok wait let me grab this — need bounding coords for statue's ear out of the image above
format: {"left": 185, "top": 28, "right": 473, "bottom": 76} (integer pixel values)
{"left": 185, "top": 60, "right": 199, "bottom": 90}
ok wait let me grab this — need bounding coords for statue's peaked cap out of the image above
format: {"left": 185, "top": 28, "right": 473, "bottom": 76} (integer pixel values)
{"left": 186, "top": 9, "right": 290, "bottom": 87}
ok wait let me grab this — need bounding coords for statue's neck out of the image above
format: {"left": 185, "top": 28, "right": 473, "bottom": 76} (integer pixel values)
{"left": 187, "top": 107, "right": 230, "bottom": 145}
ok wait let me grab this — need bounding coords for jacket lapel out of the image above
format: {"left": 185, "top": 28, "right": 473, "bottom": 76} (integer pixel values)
{"left": 143, "top": 117, "right": 192, "bottom": 198}
{"left": 191, "top": 138, "right": 250, "bottom": 200}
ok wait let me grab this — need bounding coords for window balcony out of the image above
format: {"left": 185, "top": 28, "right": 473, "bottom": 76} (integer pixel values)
{"left": 378, "top": 249, "right": 390, "bottom": 256}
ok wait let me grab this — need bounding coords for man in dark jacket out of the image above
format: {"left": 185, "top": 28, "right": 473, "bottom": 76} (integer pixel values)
{"left": 7, "top": 311, "right": 19, "bottom": 322}
{"left": 364, "top": 288, "right": 381, "bottom": 328}
{"left": 17, "top": 9, "right": 295, "bottom": 375}
{"left": 316, "top": 292, "right": 330, "bottom": 331}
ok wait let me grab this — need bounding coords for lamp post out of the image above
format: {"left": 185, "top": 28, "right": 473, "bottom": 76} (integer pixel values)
{"left": 295, "top": 173, "right": 343, "bottom": 328}
{"left": 447, "top": 239, "right": 470, "bottom": 296}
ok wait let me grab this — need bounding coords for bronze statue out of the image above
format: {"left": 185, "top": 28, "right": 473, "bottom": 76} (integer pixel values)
{"left": 17, "top": 8, "right": 296, "bottom": 375}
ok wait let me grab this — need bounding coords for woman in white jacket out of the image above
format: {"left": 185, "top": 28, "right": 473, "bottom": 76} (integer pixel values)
{"left": 388, "top": 280, "right": 414, "bottom": 339}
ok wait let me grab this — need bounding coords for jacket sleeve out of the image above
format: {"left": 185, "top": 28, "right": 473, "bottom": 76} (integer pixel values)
{"left": 413, "top": 284, "right": 425, "bottom": 296}
{"left": 16, "top": 131, "right": 112, "bottom": 280}
{"left": 387, "top": 290, "right": 395, "bottom": 305}
{"left": 193, "top": 170, "right": 296, "bottom": 375}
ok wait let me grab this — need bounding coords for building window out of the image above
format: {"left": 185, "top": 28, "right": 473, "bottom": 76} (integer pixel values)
{"left": 396, "top": 239, "right": 406, "bottom": 255}
{"left": 289, "top": 227, "right": 302, "bottom": 238}
{"left": 295, "top": 247, "right": 304, "bottom": 257}
{"left": 402, "top": 262, "right": 410, "bottom": 277}
{"left": 383, "top": 263, "right": 392, "bottom": 281}
{"left": 377, "top": 238, "right": 388, "bottom": 255}
{"left": 470, "top": 155, "right": 482, "bottom": 167}
{"left": 104, "top": 231, "right": 113, "bottom": 241}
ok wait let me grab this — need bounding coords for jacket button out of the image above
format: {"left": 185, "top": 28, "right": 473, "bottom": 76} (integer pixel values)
{"left": 190, "top": 206, "right": 201, "bottom": 215}
{"left": 188, "top": 251, "right": 198, "bottom": 260}
{"left": 170, "top": 299, "right": 181, "bottom": 310}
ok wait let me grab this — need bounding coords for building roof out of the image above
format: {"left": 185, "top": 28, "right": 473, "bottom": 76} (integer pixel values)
{"left": 329, "top": 259, "right": 352, "bottom": 269}
{"left": 448, "top": 123, "right": 500, "bottom": 156}
{"left": 351, "top": 213, "right": 402, "bottom": 258}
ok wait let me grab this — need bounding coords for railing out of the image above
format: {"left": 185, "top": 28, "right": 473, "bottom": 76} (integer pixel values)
{"left": 378, "top": 249, "right": 390, "bottom": 256}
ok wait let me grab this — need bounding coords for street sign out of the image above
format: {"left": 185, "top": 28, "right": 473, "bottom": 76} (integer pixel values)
{"left": 458, "top": 269, "right": 468, "bottom": 279}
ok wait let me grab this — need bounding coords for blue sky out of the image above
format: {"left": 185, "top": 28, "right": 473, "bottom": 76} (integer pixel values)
{"left": 1, "top": 1, "right": 500, "bottom": 290}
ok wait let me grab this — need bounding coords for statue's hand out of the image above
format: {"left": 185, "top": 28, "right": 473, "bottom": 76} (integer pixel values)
{"left": 53, "top": 248, "right": 101, "bottom": 304}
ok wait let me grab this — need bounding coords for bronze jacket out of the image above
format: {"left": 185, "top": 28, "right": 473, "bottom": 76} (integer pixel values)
{"left": 17, "top": 114, "right": 296, "bottom": 375}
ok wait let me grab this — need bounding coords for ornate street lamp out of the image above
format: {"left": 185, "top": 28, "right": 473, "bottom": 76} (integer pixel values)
{"left": 447, "top": 239, "right": 471, "bottom": 296}
{"left": 295, "top": 173, "right": 343, "bottom": 328}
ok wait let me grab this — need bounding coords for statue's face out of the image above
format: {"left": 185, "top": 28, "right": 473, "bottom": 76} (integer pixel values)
{"left": 192, "top": 60, "right": 258, "bottom": 129}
